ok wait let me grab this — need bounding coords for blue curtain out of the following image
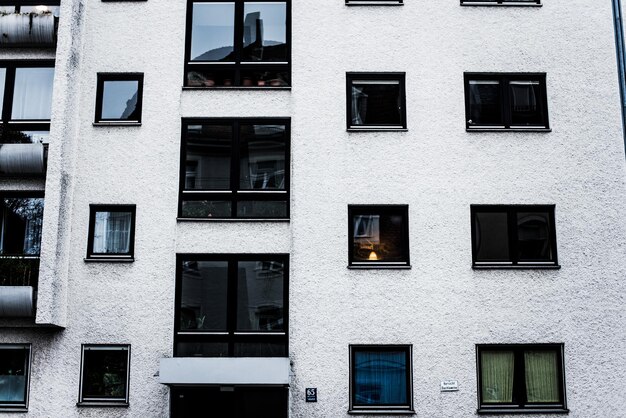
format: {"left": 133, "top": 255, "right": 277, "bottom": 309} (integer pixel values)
{"left": 354, "top": 351, "right": 407, "bottom": 405}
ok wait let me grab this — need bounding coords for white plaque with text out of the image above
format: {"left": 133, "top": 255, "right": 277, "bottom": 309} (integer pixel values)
{"left": 440, "top": 380, "right": 459, "bottom": 392}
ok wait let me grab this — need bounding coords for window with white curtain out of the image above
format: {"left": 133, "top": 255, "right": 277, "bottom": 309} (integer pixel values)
{"left": 86, "top": 205, "right": 136, "bottom": 261}
{"left": 0, "top": 344, "right": 31, "bottom": 411}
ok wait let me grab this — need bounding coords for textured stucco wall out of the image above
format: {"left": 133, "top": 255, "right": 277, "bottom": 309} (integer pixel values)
{"left": 0, "top": 0, "right": 625, "bottom": 417}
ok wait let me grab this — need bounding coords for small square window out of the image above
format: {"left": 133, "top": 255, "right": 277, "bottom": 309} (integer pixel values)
{"left": 94, "top": 73, "right": 143, "bottom": 124}
{"left": 349, "top": 345, "right": 413, "bottom": 414}
{"left": 471, "top": 205, "right": 559, "bottom": 269}
{"left": 86, "top": 205, "right": 136, "bottom": 261}
{"left": 348, "top": 205, "right": 410, "bottom": 268}
{"left": 477, "top": 344, "right": 567, "bottom": 414}
{"left": 461, "top": 0, "right": 541, "bottom": 5}
{"left": 465, "top": 73, "right": 549, "bottom": 131}
{"left": 347, "top": 73, "right": 406, "bottom": 130}
{"left": 78, "top": 345, "right": 130, "bottom": 406}
{"left": 0, "top": 344, "right": 31, "bottom": 411}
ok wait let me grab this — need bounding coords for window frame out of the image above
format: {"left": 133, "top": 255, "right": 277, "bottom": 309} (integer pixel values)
{"left": 461, "top": 0, "right": 541, "bottom": 5}
{"left": 0, "top": 344, "right": 31, "bottom": 412}
{"left": 85, "top": 204, "right": 137, "bottom": 262}
{"left": 346, "top": 72, "right": 407, "bottom": 131}
{"left": 183, "top": 0, "right": 292, "bottom": 89}
{"left": 78, "top": 344, "right": 131, "bottom": 407}
{"left": 345, "top": 0, "right": 403, "bottom": 5}
{"left": 94, "top": 73, "right": 144, "bottom": 125}
{"left": 348, "top": 344, "right": 414, "bottom": 414}
{"left": 470, "top": 204, "right": 559, "bottom": 269}
{"left": 178, "top": 118, "right": 291, "bottom": 220}
{"left": 476, "top": 344, "right": 567, "bottom": 414}
{"left": 174, "top": 253, "right": 289, "bottom": 358}
{"left": 464, "top": 73, "right": 549, "bottom": 131}
{"left": 348, "top": 204, "right": 410, "bottom": 269}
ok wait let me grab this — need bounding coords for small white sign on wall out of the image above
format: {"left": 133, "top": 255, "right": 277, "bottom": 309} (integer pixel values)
{"left": 440, "top": 380, "right": 459, "bottom": 392}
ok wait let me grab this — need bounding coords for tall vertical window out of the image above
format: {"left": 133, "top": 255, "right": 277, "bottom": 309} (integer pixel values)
{"left": 78, "top": 345, "right": 131, "bottom": 406}
{"left": 94, "top": 73, "right": 144, "bottom": 124}
{"left": 0, "top": 344, "right": 31, "bottom": 411}
{"left": 179, "top": 119, "right": 289, "bottom": 219}
{"left": 86, "top": 205, "right": 136, "bottom": 261}
{"left": 184, "top": 0, "right": 290, "bottom": 87}
{"left": 477, "top": 344, "right": 567, "bottom": 413}
{"left": 349, "top": 345, "right": 413, "bottom": 413}
{"left": 346, "top": 73, "right": 406, "bottom": 130}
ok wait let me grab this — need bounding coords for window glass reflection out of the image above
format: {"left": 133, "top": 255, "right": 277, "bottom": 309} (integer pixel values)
{"left": 11, "top": 67, "right": 54, "bottom": 120}
{"left": 0, "top": 346, "right": 29, "bottom": 404}
{"left": 353, "top": 350, "right": 408, "bottom": 406}
{"left": 239, "top": 124, "right": 286, "bottom": 190}
{"left": 468, "top": 80, "right": 502, "bottom": 125}
{"left": 81, "top": 348, "right": 128, "bottom": 400}
{"left": 510, "top": 81, "right": 543, "bottom": 126}
{"left": 517, "top": 211, "right": 552, "bottom": 261}
{"left": 351, "top": 81, "right": 401, "bottom": 126}
{"left": 352, "top": 212, "right": 406, "bottom": 263}
{"left": 475, "top": 212, "right": 509, "bottom": 262}
{"left": 20, "top": 6, "right": 60, "bottom": 16}
{"left": 237, "top": 261, "right": 284, "bottom": 331}
{"left": 185, "top": 124, "right": 232, "bottom": 190}
{"left": 242, "top": 2, "right": 287, "bottom": 62}
{"left": 180, "top": 260, "right": 229, "bottom": 331}
{"left": 102, "top": 80, "right": 139, "bottom": 120}
{"left": 191, "top": 2, "right": 235, "bottom": 62}
{"left": 0, "top": 197, "right": 44, "bottom": 255}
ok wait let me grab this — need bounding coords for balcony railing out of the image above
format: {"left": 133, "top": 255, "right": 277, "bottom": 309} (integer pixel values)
{"left": 0, "top": 10, "right": 58, "bottom": 47}
{"left": 0, "top": 256, "right": 38, "bottom": 317}
{"left": 0, "top": 143, "right": 46, "bottom": 176}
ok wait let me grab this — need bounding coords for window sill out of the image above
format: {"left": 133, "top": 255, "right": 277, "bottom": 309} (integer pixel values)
{"left": 472, "top": 264, "right": 561, "bottom": 270}
{"left": 346, "top": 1, "right": 404, "bottom": 6}
{"left": 177, "top": 217, "right": 289, "bottom": 222}
{"left": 76, "top": 402, "right": 129, "bottom": 408}
{"left": 348, "top": 409, "right": 415, "bottom": 415}
{"left": 84, "top": 257, "right": 135, "bottom": 263}
{"left": 466, "top": 128, "right": 551, "bottom": 132}
{"left": 348, "top": 265, "right": 412, "bottom": 270}
{"left": 182, "top": 86, "right": 291, "bottom": 91}
{"left": 92, "top": 122, "right": 141, "bottom": 127}
{"left": 477, "top": 408, "right": 568, "bottom": 414}
{"left": 347, "top": 128, "right": 408, "bottom": 132}
{"left": 461, "top": 2, "right": 542, "bottom": 6}
{"left": 0, "top": 407, "right": 28, "bottom": 412}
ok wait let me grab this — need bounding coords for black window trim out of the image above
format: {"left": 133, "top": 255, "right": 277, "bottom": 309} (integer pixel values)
{"left": 94, "top": 73, "right": 144, "bottom": 126}
{"left": 348, "top": 204, "right": 410, "bottom": 269}
{"left": 0, "top": 1, "right": 60, "bottom": 5}
{"left": 464, "top": 72, "right": 550, "bottom": 132}
{"left": 470, "top": 204, "right": 559, "bottom": 269}
{"left": 178, "top": 117, "right": 291, "bottom": 220}
{"left": 346, "top": 72, "right": 407, "bottom": 131}
{"left": 174, "top": 253, "right": 289, "bottom": 358}
{"left": 85, "top": 204, "right": 136, "bottom": 262}
{"left": 0, "top": 343, "right": 31, "bottom": 412}
{"left": 345, "top": 0, "right": 403, "bottom": 6}
{"left": 183, "top": 0, "right": 292, "bottom": 89}
{"left": 476, "top": 343, "right": 568, "bottom": 414}
{"left": 348, "top": 344, "right": 414, "bottom": 414}
{"left": 77, "top": 344, "right": 131, "bottom": 407}
{"left": 461, "top": 0, "right": 541, "bottom": 5}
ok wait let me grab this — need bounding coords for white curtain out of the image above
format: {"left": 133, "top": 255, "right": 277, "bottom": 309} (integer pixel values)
{"left": 93, "top": 212, "right": 131, "bottom": 254}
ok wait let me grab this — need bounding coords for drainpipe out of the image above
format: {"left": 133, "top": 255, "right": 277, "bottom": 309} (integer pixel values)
{"left": 613, "top": 0, "right": 626, "bottom": 158}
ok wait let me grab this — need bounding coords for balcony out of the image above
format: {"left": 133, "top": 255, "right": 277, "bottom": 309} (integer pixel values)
{"left": 0, "top": 6, "right": 59, "bottom": 48}
{"left": 0, "top": 256, "right": 38, "bottom": 317}
{"left": 0, "top": 143, "right": 46, "bottom": 176}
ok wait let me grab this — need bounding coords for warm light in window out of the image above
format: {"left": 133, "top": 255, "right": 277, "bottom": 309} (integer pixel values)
{"left": 368, "top": 251, "right": 378, "bottom": 261}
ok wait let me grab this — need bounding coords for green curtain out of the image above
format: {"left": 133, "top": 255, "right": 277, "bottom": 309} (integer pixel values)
{"left": 481, "top": 351, "right": 514, "bottom": 403}
{"left": 524, "top": 350, "right": 559, "bottom": 402}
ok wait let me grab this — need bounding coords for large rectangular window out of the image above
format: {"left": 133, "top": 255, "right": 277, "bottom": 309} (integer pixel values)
{"left": 477, "top": 344, "right": 567, "bottom": 414}
{"left": 78, "top": 345, "right": 130, "bottom": 406}
{"left": 0, "top": 344, "right": 31, "bottom": 411}
{"left": 179, "top": 119, "right": 289, "bottom": 219}
{"left": 175, "top": 254, "right": 288, "bottom": 357}
{"left": 184, "top": 1, "right": 290, "bottom": 87}
{"left": 471, "top": 205, "right": 559, "bottom": 268}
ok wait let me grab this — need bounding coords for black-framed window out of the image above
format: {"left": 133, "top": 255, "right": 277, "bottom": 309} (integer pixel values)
{"left": 476, "top": 344, "right": 567, "bottom": 414}
{"left": 0, "top": 344, "right": 31, "bottom": 411}
{"left": 86, "top": 205, "right": 136, "bottom": 261}
{"left": 78, "top": 345, "right": 130, "bottom": 407}
{"left": 346, "top": 73, "right": 406, "bottom": 130}
{"left": 349, "top": 345, "right": 413, "bottom": 414}
{"left": 345, "top": 0, "right": 403, "bottom": 5}
{"left": 348, "top": 205, "right": 410, "bottom": 268}
{"left": 461, "top": 0, "right": 540, "bottom": 5}
{"left": 175, "top": 254, "right": 288, "bottom": 357}
{"left": 184, "top": 0, "right": 290, "bottom": 88}
{"left": 0, "top": 2, "right": 60, "bottom": 48}
{"left": 471, "top": 205, "right": 559, "bottom": 269}
{"left": 464, "top": 73, "right": 549, "bottom": 131}
{"left": 94, "top": 73, "right": 143, "bottom": 124}
{"left": 179, "top": 119, "right": 289, "bottom": 219}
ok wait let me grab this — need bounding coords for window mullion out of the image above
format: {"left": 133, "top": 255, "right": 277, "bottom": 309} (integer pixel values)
{"left": 3, "top": 67, "right": 16, "bottom": 123}
{"left": 516, "top": 348, "right": 527, "bottom": 407}
{"left": 230, "top": 121, "right": 240, "bottom": 218}
{"left": 233, "top": 0, "right": 244, "bottom": 83}
{"left": 508, "top": 208, "right": 519, "bottom": 265}
{"left": 227, "top": 259, "right": 238, "bottom": 356}
{"left": 501, "top": 76, "right": 511, "bottom": 129}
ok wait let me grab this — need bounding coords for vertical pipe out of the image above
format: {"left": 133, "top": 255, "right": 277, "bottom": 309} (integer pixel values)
{"left": 613, "top": 0, "right": 626, "bottom": 158}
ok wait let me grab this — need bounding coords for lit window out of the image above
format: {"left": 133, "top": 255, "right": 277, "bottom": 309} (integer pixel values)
{"left": 95, "top": 74, "right": 143, "bottom": 124}
{"left": 86, "top": 205, "right": 136, "bottom": 261}
{"left": 347, "top": 73, "right": 406, "bottom": 130}
{"left": 0, "top": 344, "right": 31, "bottom": 411}
{"left": 348, "top": 205, "right": 410, "bottom": 268}
{"left": 78, "top": 345, "right": 130, "bottom": 406}
{"left": 477, "top": 344, "right": 567, "bottom": 413}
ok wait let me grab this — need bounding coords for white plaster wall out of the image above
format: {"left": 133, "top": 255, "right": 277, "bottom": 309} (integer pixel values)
{"left": 0, "top": 0, "right": 624, "bottom": 417}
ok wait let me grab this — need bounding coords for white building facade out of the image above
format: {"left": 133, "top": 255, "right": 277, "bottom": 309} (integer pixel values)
{"left": 0, "top": 0, "right": 625, "bottom": 417}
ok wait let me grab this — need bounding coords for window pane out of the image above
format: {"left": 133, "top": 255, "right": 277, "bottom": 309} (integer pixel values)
{"left": 186, "top": 69, "right": 236, "bottom": 87}
{"left": 181, "top": 200, "right": 231, "bottom": 218}
{"left": 240, "top": 70, "right": 289, "bottom": 87}
{"left": 11, "top": 68, "right": 54, "bottom": 120}
{"left": 184, "top": 124, "right": 232, "bottom": 190}
{"left": 510, "top": 81, "right": 543, "bottom": 126}
{"left": 239, "top": 124, "right": 286, "bottom": 190}
{"left": 237, "top": 261, "right": 285, "bottom": 331}
{"left": 190, "top": 2, "right": 235, "bottom": 62}
{"left": 0, "top": 197, "right": 44, "bottom": 255}
{"left": 0, "top": 68, "right": 5, "bottom": 116}
{"left": 176, "top": 342, "right": 229, "bottom": 357}
{"left": 242, "top": 2, "right": 287, "bottom": 62}
{"left": 353, "top": 350, "right": 408, "bottom": 406}
{"left": 233, "top": 342, "right": 287, "bottom": 357}
{"left": 180, "top": 260, "right": 229, "bottom": 331}
{"left": 92, "top": 211, "right": 132, "bottom": 254}
{"left": 481, "top": 350, "right": 514, "bottom": 403}
{"left": 171, "top": 387, "right": 287, "bottom": 418}
{"left": 0, "top": 347, "right": 28, "bottom": 403}
{"left": 351, "top": 81, "right": 401, "bottom": 126}
{"left": 352, "top": 212, "right": 406, "bottom": 262}
{"left": 524, "top": 350, "right": 560, "bottom": 403}
{"left": 468, "top": 80, "right": 502, "bottom": 125}
{"left": 82, "top": 348, "right": 128, "bottom": 399}
{"left": 20, "top": 6, "right": 60, "bottom": 17}
{"left": 235, "top": 387, "right": 288, "bottom": 418}
{"left": 474, "top": 212, "right": 509, "bottom": 262}
{"left": 517, "top": 211, "right": 552, "bottom": 261}
{"left": 236, "top": 201, "right": 287, "bottom": 218}
{"left": 1, "top": 130, "right": 49, "bottom": 145}
{"left": 101, "top": 80, "right": 139, "bottom": 120}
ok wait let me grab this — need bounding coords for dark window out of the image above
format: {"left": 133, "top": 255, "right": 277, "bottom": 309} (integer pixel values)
{"left": 477, "top": 344, "right": 566, "bottom": 414}
{"left": 348, "top": 205, "right": 410, "bottom": 268}
{"left": 465, "top": 73, "right": 549, "bottom": 130}
{"left": 175, "top": 254, "right": 288, "bottom": 357}
{"left": 78, "top": 345, "right": 130, "bottom": 406}
{"left": 345, "top": 0, "right": 403, "bottom": 5}
{"left": 86, "top": 205, "right": 136, "bottom": 261}
{"left": 471, "top": 205, "right": 558, "bottom": 268}
{"left": 94, "top": 73, "right": 143, "bottom": 124}
{"left": 346, "top": 73, "right": 406, "bottom": 130}
{"left": 184, "top": 0, "right": 290, "bottom": 88}
{"left": 0, "top": 344, "right": 31, "bottom": 411}
{"left": 179, "top": 119, "right": 289, "bottom": 219}
{"left": 171, "top": 386, "right": 288, "bottom": 418}
{"left": 461, "top": 0, "right": 540, "bottom": 5}
{"left": 349, "top": 345, "right": 413, "bottom": 413}
{"left": 0, "top": 3, "right": 60, "bottom": 47}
